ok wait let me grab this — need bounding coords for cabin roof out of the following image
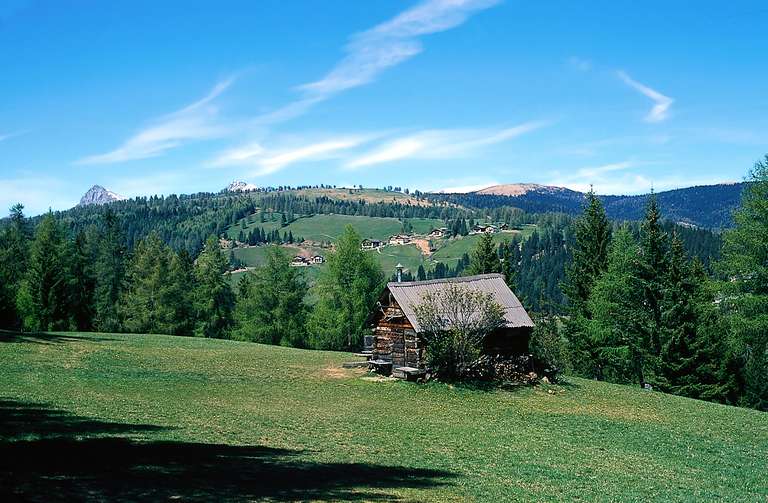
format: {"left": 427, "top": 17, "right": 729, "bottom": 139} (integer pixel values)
{"left": 383, "top": 273, "right": 534, "bottom": 332}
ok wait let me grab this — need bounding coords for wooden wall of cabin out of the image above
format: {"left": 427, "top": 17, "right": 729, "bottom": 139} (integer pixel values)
{"left": 371, "top": 297, "right": 424, "bottom": 368}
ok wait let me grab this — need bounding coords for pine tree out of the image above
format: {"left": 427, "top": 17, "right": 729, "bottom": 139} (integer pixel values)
{"left": 94, "top": 210, "right": 126, "bottom": 332}
{"left": 468, "top": 233, "right": 500, "bottom": 275}
{"left": 0, "top": 203, "right": 29, "bottom": 329}
{"left": 587, "top": 227, "right": 650, "bottom": 385}
{"left": 499, "top": 239, "right": 516, "bottom": 289}
{"left": 562, "top": 189, "right": 612, "bottom": 318}
{"left": 193, "top": 235, "right": 234, "bottom": 338}
{"left": 637, "top": 193, "right": 669, "bottom": 357}
{"left": 232, "top": 247, "right": 307, "bottom": 346}
{"left": 719, "top": 155, "right": 768, "bottom": 410}
{"left": 121, "top": 232, "right": 173, "bottom": 334}
{"left": 16, "top": 212, "right": 70, "bottom": 331}
{"left": 562, "top": 190, "right": 612, "bottom": 378}
{"left": 306, "top": 225, "right": 384, "bottom": 350}
{"left": 163, "top": 249, "right": 195, "bottom": 336}
{"left": 417, "top": 264, "right": 426, "bottom": 281}
{"left": 68, "top": 231, "right": 96, "bottom": 331}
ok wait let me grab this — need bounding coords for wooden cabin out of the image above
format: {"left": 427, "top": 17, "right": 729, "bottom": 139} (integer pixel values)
{"left": 366, "top": 274, "right": 534, "bottom": 373}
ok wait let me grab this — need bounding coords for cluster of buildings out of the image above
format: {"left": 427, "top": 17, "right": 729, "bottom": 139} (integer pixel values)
{"left": 469, "top": 223, "right": 509, "bottom": 235}
{"left": 290, "top": 255, "right": 325, "bottom": 267}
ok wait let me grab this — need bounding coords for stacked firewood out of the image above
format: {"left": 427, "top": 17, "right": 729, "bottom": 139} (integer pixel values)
{"left": 462, "top": 354, "right": 538, "bottom": 384}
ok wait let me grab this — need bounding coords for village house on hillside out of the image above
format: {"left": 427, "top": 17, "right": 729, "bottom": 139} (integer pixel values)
{"left": 388, "top": 234, "right": 412, "bottom": 246}
{"left": 361, "top": 238, "right": 383, "bottom": 251}
{"left": 366, "top": 274, "right": 534, "bottom": 376}
{"left": 291, "top": 254, "right": 325, "bottom": 266}
{"left": 469, "top": 224, "right": 498, "bottom": 235}
{"left": 427, "top": 227, "right": 448, "bottom": 238}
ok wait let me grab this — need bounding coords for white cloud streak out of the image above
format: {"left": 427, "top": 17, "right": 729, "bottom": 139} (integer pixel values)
{"left": 257, "top": 0, "right": 500, "bottom": 124}
{"left": 546, "top": 161, "right": 727, "bottom": 195}
{"left": 76, "top": 77, "right": 236, "bottom": 164}
{"left": 211, "top": 136, "right": 371, "bottom": 176}
{"left": 617, "top": 71, "right": 674, "bottom": 123}
{"left": 344, "top": 120, "right": 550, "bottom": 169}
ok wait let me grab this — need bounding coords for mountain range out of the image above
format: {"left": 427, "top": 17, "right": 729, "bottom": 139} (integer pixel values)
{"left": 74, "top": 180, "right": 746, "bottom": 229}
{"left": 444, "top": 182, "right": 746, "bottom": 229}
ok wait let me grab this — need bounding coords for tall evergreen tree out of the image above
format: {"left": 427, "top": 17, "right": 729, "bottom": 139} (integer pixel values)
{"left": 94, "top": 210, "right": 126, "bottom": 332}
{"left": 307, "top": 225, "right": 384, "bottom": 350}
{"left": 232, "top": 247, "right": 307, "bottom": 346}
{"left": 637, "top": 193, "right": 669, "bottom": 357}
{"left": 164, "top": 249, "right": 196, "bottom": 336}
{"left": 499, "top": 239, "right": 516, "bottom": 289}
{"left": 719, "top": 155, "right": 768, "bottom": 411}
{"left": 0, "top": 203, "right": 29, "bottom": 329}
{"left": 68, "top": 231, "right": 96, "bottom": 331}
{"left": 121, "top": 232, "right": 173, "bottom": 334}
{"left": 417, "top": 264, "right": 427, "bottom": 281}
{"left": 468, "top": 233, "right": 500, "bottom": 275}
{"left": 562, "top": 190, "right": 612, "bottom": 377}
{"left": 562, "top": 189, "right": 612, "bottom": 317}
{"left": 193, "top": 235, "right": 234, "bottom": 338}
{"left": 587, "top": 227, "right": 650, "bottom": 385}
{"left": 16, "top": 212, "right": 70, "bottom": 331}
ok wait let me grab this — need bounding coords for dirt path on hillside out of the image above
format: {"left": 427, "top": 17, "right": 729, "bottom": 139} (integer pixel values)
{"left": 412, "top": 238, "right": 431, "bottom": 256}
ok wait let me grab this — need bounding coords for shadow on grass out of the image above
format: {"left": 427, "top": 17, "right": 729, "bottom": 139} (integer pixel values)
{"left": 0, "top": 330, "right": 119, "bottom": 345}
{"left": 0, "top": 399, "right": 455, "bottom": 502}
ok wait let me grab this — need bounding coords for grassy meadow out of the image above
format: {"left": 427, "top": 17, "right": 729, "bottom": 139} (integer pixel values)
{"left": 1, "top": 331, "right": 766, "bottom": 502}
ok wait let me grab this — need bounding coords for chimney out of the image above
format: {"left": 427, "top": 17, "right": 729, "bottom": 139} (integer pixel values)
{"left": 395, "top": 263, "right": 404, "bottom": 283}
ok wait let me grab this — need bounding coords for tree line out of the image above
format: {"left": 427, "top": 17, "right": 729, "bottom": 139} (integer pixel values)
{"left": 558, "top": 157, "right": 768, "bottom": 411}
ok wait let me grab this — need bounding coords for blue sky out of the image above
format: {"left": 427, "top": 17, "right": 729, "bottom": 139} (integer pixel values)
{"left": 2, "top": 0, "right": 767, "bottom": 215}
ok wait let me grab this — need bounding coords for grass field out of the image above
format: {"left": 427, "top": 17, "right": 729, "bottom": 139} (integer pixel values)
{"left": 2, "top": 332, "right": 766, "bottom": 501}
{"left": 431, "top": 228, "right": 534, "bottom": 266}
{"left": 295, "top": 188, "right": 433, "bottom": 207}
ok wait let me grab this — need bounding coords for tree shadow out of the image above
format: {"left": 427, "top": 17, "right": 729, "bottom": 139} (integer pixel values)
{"left": 0, "top": 399, "right": 455, "bottom": 502}
{"left": 0, "top": 330, "right": 119, "bottom": 344}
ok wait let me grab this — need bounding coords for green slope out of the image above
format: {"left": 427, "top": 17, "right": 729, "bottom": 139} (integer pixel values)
{"left": 2, "top": 332, "right": 765, "bottom": 502}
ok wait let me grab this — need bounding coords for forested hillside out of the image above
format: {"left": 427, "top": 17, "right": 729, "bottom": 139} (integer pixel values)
{"left": 429, "top": 183, "right": 746, "bottom": 229}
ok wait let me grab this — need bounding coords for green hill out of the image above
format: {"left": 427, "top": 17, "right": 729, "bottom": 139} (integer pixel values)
{"left": 2, "top": 332, "right": 765, "bottom": 501}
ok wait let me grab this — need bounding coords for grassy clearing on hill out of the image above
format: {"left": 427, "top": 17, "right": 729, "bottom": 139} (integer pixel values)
{"left": 295, "top": 188, "right": 433, "bottom": 207}
{"left": 431, "top": 229, "right": 533, "bottom": 265}
{"left": 1, "top": 332, "right": 766, "bottom": 502}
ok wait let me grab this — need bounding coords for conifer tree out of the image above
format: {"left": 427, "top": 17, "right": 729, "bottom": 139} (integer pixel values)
{"left": 562, "top": 189, "right": 612, "bottom": 318}
{"left": 719, "top": 155, "right": 768, "bottom": 410}
{"left": 232, "top": 247, "right": 307, "bottom": 346}
{"left": 468, "top": 233, "right": 500, "bottom": 275}
{"left": 0, "top": 203, "right": 29, "bottom": 329}
{"left": 587, "top": 227, "right": 649, "bottom": 385}
{"left": 417, "top": 264, "right": 427, "bottom": 281}
{"left": 193, "top": 235, "right": 234, "bottom": 338}
{"left": 306, "top": 225, "right": 384, "bottom": 350}
{"left": 94, "top": 210, "right": 126, "bottom": 332}
{"left": 164, "top": 249, "right": 195, "bottom": 336}
{"left": 562, "top": 190, "right": 612, "bottom": 378}
{"left": 16, "top": 212, "right": 70, "bottom": 331}
{"left": 637, "top": 193, "right": 669, "bottom": 356}
{"left": 68, "top": 231, "right": 96, "bottom": 331}
{"left": 499, "top": 239, "right": 516, "bottom": 289}
{"left": 121, "top": 232, "right": 173, "bottom": 334}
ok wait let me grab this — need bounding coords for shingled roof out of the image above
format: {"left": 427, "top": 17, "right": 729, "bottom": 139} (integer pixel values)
{"left": 385, "top": 273, "right": 534, "bottom": 333}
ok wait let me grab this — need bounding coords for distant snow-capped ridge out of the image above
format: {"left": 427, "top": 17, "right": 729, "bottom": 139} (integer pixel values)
{"left": 226, "top": 180, "right": 258, "bottom": 192}
{"left": 78, "top": 185, "right": 126, "bottom": 206}
{"left": 473, "top": 183, "right": 575, "bottom": 196}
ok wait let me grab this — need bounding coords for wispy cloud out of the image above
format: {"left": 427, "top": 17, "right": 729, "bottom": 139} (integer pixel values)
{"left": 546, "top": 161, "right": 726, "bottom": 195}
{"left": 212, "top": 135, "right": 371, "bottom": 176}
{"left": 617, "top": 71, "right": 674, "bottom": 123}
{"left": 0, "top": 130, "right": 27, "bottom": 143}
{"left": 76, "top": 78, "right": 235, "bottom": 164}
{"left": 344, "top": 121, "right": 550, "bottom": 169}
{"left": 257, "top": 0, "right": 500, "bottom": 124}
